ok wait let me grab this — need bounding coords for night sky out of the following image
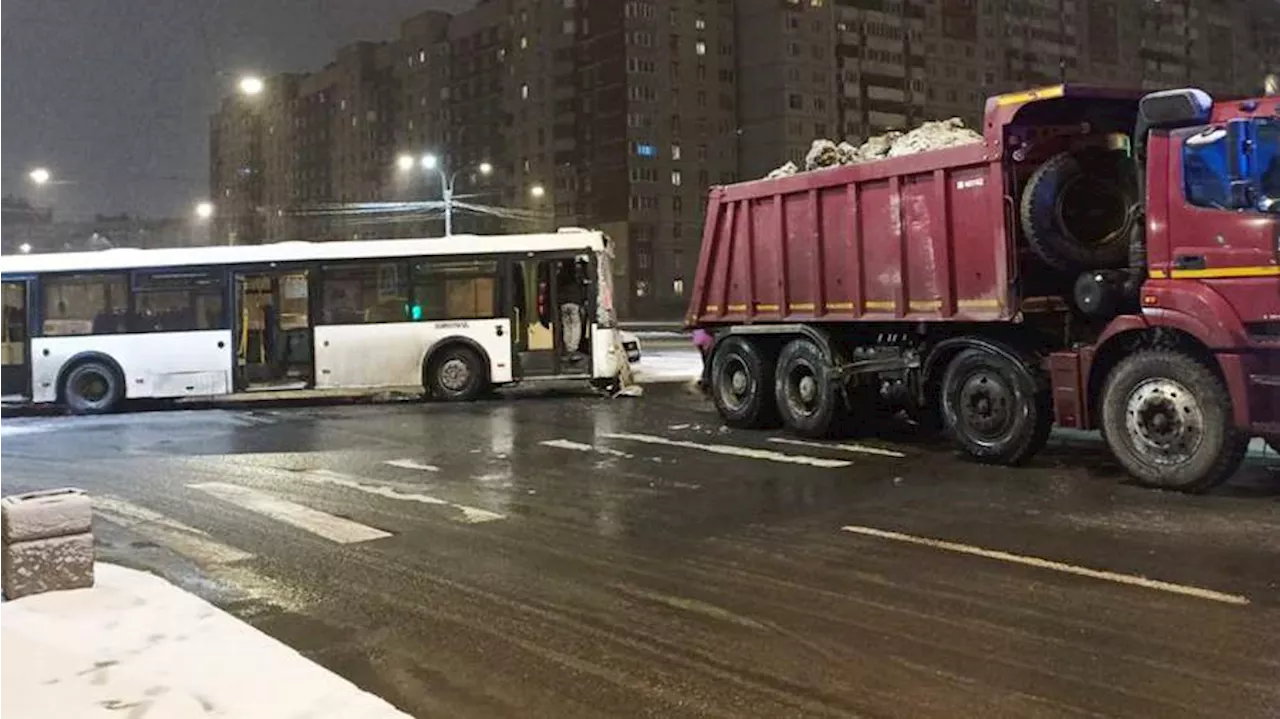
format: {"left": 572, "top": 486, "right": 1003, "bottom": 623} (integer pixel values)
{"left": 2, "top": 0, "right": 470, "bottom": 220}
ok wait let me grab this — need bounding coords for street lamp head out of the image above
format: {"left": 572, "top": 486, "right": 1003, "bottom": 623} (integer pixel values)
{"left": 195, "top": 201, "right": 215, "bottom": 220}
{"left": 420, "top": 153, "right": 439, "bottom": 170}
{"left": 238, "top": 75, "right": 265, "bottom": 96}
{"left": 28, "top": 167, "right": 51, "bottom": 185}
{"left": 478, "top": 162, "right": 493, "bottom": 176}
{"left": 19, "top": 243, "right": 32, "bottom": 254}
{"left": 529, "top": 184, "right": 546, "bottom": 199}
{"left": 396, "top": 154, "right": 416, "bottom": 172}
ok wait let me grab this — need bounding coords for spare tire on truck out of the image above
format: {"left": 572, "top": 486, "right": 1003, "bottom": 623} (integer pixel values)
{"left": 1020, "top": 148, "right": 1137, "bottom": 272}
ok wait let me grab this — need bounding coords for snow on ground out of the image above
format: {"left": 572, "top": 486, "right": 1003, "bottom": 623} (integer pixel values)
{"left": 1, "top": 563, "right": 409, "bottom": 719}
{"left": 631, "top": 349, "right": 704, "bottom": 384}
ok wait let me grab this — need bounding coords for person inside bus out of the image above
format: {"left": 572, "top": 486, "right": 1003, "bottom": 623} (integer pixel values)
{"left": 558, "top": 259, "right": 587, "bottom": 358}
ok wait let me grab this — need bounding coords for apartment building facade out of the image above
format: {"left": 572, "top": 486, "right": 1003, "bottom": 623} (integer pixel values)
{"left": 735, "top": 0, "right": 1277, "bottom": 178}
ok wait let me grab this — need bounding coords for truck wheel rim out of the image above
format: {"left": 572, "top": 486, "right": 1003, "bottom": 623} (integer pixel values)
{"left": 1125, "top": 378, "right": 1203, "bottom": 465}
{"left": 440, "top": 358, "right": 471, "bottom": 391}
{"left": 784, "top": 364, "right": 820, "bottom": 417}
{"left": 958, "top": 370, "right": 1013, "bottom": 439}
{"left": 719, "top": 357, "right": 751, "bottom": 410}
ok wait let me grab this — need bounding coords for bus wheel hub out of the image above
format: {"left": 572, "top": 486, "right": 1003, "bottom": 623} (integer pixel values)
{"left": 1125, "top": 378, "right": 1203, "bottom": 463}
{"left": 730, "top": 369, "right": 748, "bottom": 395}
{"left": 440, "top": 359, "right": 470, "bottom": 391}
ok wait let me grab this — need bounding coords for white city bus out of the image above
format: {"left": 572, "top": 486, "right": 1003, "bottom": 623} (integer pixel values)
{"left": 1, "top": 229, "right": 625, "bottom": 413}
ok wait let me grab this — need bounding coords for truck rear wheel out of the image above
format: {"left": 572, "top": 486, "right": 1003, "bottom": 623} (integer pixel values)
{"left": 940, "top": 349, "right": 1051, "bottom": 465}
{"left": 710, "top": 336, "right": 779, "bottom": 429}
{"left": 1020, "top": 149, "right": 1135, "bottom": 272}
{"left": 1100, "top": 350, "right": 1247, "bottom": 492}
{"left": 774, "top": 338, "right": 839, "bottom": 437}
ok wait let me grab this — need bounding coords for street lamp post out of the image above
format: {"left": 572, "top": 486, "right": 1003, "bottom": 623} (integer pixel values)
{"left": 397, "top": 153, "right": 492, "bottom": 237}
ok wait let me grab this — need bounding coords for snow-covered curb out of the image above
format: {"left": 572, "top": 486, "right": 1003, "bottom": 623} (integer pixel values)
{"left": 1, "top": 563, "right": 409, "bottom": 719}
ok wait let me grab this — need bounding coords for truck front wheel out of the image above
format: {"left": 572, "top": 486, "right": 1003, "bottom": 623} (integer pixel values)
{"left": 775, "top": 338, "right": 839, "bottom": 437}
{"left": 940, "top": 349, "right": 1051, "bottom": 465}
{"left": 1100, "top": 350, "right": 1247, "bottom": 492}
{"left": 710, "top": 336, "right": 779, "bottom": 429}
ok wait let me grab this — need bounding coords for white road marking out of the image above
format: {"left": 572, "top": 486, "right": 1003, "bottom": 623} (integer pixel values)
{"left": 385, "top": 458, "right": 441, "bottom": 472}
{"left": 93, "top": 495, "right": 253, "bottom": 564}
{"left": 301, "top": 470, "right": 504, "bottom": 524}
{"left": 189, "top": 482, "right": 392, "bottom": 544}
{"left": 768, "top": 436, "right": 907, "bottom": 458}
{"left": 600, "top": 433, "right": 851, "bottom": 468}
{"left": 540, "top": 439, "right": 635, "bottom": 459}
{"left": 840, "top": 525, "right": 1250, "bottom": 606}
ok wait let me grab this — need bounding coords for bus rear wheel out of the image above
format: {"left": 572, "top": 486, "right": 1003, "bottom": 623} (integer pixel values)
{"left": 62, "top": 361, "right": 124, "bottom": 415}
{"left": 1100, "top": 350, "right": 1246, "bottom": 492}
{"left": 426, "top": 345, "right": 487, "bottom": 402}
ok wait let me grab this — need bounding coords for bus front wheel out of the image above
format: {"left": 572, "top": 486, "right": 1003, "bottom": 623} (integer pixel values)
{"left": 62, "top": 361, "right": 124, "bottom": 415}
{"left": 426, "top": 345, "right": 487, "bottom": 402}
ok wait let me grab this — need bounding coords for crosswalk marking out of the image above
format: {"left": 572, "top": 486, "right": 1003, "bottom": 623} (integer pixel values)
{"left": 768, "top": 436, "right": 907, "bottom": 458}
{"left": 540, "top": 439, "right": 635, "bottom": 459}
{"left": 190, "top": 482, "right": 392, "bottom": 544}
{"left": 93, "top": 495, "right": 253, "bottom": 564}
{"left": 599, "top": 432, "right": 851, "bottom": 468}
{"left": 300, "top": 470, "right": 504, "bottom": 524}
{"left": 384, "top": 459, "right": 441, "bottom": 472}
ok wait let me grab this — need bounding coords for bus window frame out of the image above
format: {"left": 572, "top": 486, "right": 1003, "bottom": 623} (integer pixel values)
{"left": 129, "top": 267, "right": 231, "bottom": 333}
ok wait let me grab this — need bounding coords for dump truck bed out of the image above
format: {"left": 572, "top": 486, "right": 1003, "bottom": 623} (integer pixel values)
{"left": 688, "top": 140, "right": 1014, "bottom": 326}
{"left": 686, "top": 84, "right": 1148, "bottom": 328}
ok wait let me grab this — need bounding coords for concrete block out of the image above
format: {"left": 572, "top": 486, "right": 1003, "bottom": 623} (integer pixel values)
{"left": 2, "top": 532, "right": 95, "bottom": 600}
{"left": 2, "top": 488, "right": 92, "bottom": 543}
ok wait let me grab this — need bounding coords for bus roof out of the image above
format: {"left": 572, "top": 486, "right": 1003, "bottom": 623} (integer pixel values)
{"left": 0, "top": 229, "right": 607, "bottom": 276}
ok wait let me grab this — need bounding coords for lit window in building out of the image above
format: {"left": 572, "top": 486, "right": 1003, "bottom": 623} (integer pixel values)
{"left": 673, "top": 278, "right": 684, "bottom": 296}
{"left": 520, "top": 36, "right": 528, "bottom": 49}
{"left": 671, "top": 143, "right": 681, "bottom": 160}
{"left": 521, "top": 84, "right": 529, "bottom": 99}
{"left": 635, "top": 143, "right": 656, "bottom": 157}
{"left": 695, "top": 41, "right": 706, "bottom": 56}
{"left": 671, "top": 170, "right": 682, "bottom": 186}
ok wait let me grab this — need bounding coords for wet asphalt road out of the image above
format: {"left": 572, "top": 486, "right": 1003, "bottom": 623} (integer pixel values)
{"left": 3, "top": 380, "right": 1280, "bottom": 718}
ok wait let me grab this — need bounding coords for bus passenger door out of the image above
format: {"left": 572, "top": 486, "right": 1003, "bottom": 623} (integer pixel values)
{"left": 509, "top": 258, "right": 559, "bottom": 377}
{"left": 232, "top": 270, "right": 313, "bottom": 391}
{"left": 1, "top": 280, "right": 31, "bottom": 399}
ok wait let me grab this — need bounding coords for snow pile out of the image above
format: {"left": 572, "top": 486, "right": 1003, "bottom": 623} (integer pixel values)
{"left": 766, "top": 117, "right": 982, "bottom": 177}
{"left": 886, "top": 118, "right": 982, "bottom": 157}
{"left": 766, "top": 161, "right": 799, "bottom": 179}
{"left": 1, "top": 563, "right": 410, "bottom": 719}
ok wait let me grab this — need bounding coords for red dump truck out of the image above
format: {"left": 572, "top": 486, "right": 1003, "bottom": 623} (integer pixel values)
{"left": 688, "top": 85, "right": 1279, "bottom": 492}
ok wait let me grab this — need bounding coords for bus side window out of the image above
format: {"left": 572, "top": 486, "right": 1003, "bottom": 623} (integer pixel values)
{"left": 318, "top": 262, "right": 410, "bottom": 325}
{"left": 43, "top": 273, "right": 129, "bottom": 336}
{"left": 412, "top": 260, "right": 497, "bottom": 321}
{"left": 130, "top": 271, "right": 225, "bottom": 333}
